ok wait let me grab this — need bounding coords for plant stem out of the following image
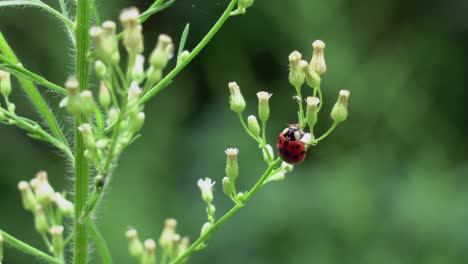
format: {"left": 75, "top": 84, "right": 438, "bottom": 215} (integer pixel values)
{"left": 0, "top": 230, "right": 61, "bottom": 264}
{"left": 0, "top": 32, "right": 70, "bottom": 155}
{"left": 315, "top": 122, "right": 337, "bottom": 142}
{"left": 86, "top": 219, "right": 112, "bottom": 264}
{"left": 139, "top": 0, "right": 239, "bottom": 104}
{"left": 295, "top": 84, "right": 306, "bottom": 129}
{"left": 237, "top": 113, "right": 273, "bottom": 162}
{"left": 73, "top": 0, "right": 91, "bottom": 263}
{"left": 170, "top": 158, "right": 282, "bottom": 264}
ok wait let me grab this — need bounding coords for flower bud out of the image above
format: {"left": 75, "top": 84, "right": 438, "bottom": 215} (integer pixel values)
{"left": 330, "top": 90, "right": 350, "bottom": 123}
{"left": 247, "top": 115, "right": 260, "bottom": 137}
{"left": 239, "top": 0, "right": 254, "bottom": 9}
{"left": 120, "top": 7, "right": 144, "bottom": 55}
{"left": 288, "top": 51, "right": 306, "bottom": 87}
{"left": 64, "top": 77, "right": 81, "bottom": 115}
{"left": 18, "top": 181, "right": 37, "bottom": 211}
{"left": 265, "top": 171, "right": 285, "bottom": 183}
{"left": 225, "top": 148, "right": 239, "bottom": 182}
{"left": 101, "top": 21, "right": 120, "bottom": 64}
{"left": 309, "top": 40, "right": 326, "bottom": 75}
{"left": 146, "top": 67, "right": 162, "bottom": 84}
{"left": 108, "top": 107, "right": 119, "bottom": 125}
{"left": 0, "top": 70, "right": 11, "bottom": 98}
{"left": 149, "top": 34, "right": 174, "bottom": 70}
{"left": 222, "top": 177, "right": 236, "bottom": 198}
{"left": 53, "top": 193, "right": 74, "bottom": 217}
{"left": 141, "top": 239, "right": 156, "bottom": 264}
{"left": 50, "top": 226, "right": 64, "bottom": 255}
{"left": 176, "top": 236, "right": 190, "bottom": 258}
{"left": 126, "top": 228, "right": 144, "bottom": 258}
{"left": 99, "top": 81, "right": 111, "bottom": 110}
{"left": 305, "top": 96, "right": 320, "bottom": 130}
{"left": 94, "top": 60, "right": 108, "bottom": 79}
{"left": 281, "top": 162, "right": 294, "bottom": 173}
{"left": 200, "top": 222, "right": 212, "bottom": 238}
{"left": 177, "top": 50, "right": 190, "bottom": 65}
{"left": 80, "top": 90, "right": 97, "bottom": 117}
{"left": 256, "top": 91, "right": 272, "bottom": 122}
{"left": 159, "top": 219, "right": 177, "bottom": 254}
{"left": 131, "top": 54, "right": 145, "bottom": 84}
{"left": 304, "top": 65, "right": 321, "bottom": 88}
{"left": 34, "top": 205, "right": 49, "bottom": 234}
{"left": 127, "top": 81, "right": 141, "bottom": 107}
{"left": 228, "top": 82, "right": 246, "bottom": 113}
{"left": 262, "top": 144, "right": 274, "bottom": 163}
{"left": 34, "top": 171, "right": 54, "bottom": 205}
{"left": 78, "top": 124, "right": 96, "bottom": 150}
{"left": 130, "top": 112, "right": 145, "bottom": 132}
{"left": 197, "top": 178, "right": 215, "bottom": 204}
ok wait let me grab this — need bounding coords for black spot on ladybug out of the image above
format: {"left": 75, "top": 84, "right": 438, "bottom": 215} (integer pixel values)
{"left": 284, "top": 141, "right": 289, "bottom": 147}
{"left": 284, "top": 151, "right": 291, "bottom": 157}
{"left": 301, "top": 151, "right": 305, "bottom": 156}
{"left": 293, "top": 155, "right": 299, "bottom": 160}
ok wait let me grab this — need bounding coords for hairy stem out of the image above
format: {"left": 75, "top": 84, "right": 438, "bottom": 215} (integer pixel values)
{"left": 73, "top": 0, "right": 91, "bottom": 263}
{"left": 170, "top": 158, "right": 282, "bottom": 264}
{"left": 139, "top": 0, "right": 239, "bottom": 104}
{"left": 0, "top": 230, "right": 61, "bottom": 264}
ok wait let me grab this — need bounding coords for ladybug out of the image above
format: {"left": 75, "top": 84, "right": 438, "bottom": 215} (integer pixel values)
{"left": 276, "top": 124, "right": 307, "bottom": 164}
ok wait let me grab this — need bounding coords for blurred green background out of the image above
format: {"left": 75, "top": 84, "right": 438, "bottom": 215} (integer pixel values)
{"left": 1, "top": 0, "right": 468, "bottom": 263}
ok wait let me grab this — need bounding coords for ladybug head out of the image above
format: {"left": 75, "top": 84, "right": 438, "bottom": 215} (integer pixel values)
{"left": 281, "top": 124, "right": 304, "bottom": 141}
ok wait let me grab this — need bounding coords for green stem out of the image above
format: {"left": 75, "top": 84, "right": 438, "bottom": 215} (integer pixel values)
{"left": 170, "top": 158, "right": 282, "bottom": 264}
{"left": 295, "top": 84, "right": 305, "bottom": 129}
{"left": 0, "top": 230, "right": 60, "bottom": 264}
{"left": 86, "top": 219, "right": 112, "bottom": 264}
{"left": 73, "top": 0, "right": 91, "bottom": 263}
{"left": 237, "top": 113, "right": 273, "bottom": 162}
{"left": 315, "top": 122, "right": 337, "bottom": 142}
{"left": 139, "top": 0, "right": 239, "bottom": 104}
{"left": 0, "top": 32, "right": 70, "bottom": 156}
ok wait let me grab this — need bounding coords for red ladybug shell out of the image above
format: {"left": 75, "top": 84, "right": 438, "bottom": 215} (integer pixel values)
{"left": 276, "top": 125, "right": 306, "bottom": 164}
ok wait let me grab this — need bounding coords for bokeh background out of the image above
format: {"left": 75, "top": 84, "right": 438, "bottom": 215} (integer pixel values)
{"left": 1, "top": 0, "right": 468, "bottom": 263}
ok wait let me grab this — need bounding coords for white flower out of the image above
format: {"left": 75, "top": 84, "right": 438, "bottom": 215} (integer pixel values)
{"left": 197, "top": 178, "right": 215, "bottom": 204}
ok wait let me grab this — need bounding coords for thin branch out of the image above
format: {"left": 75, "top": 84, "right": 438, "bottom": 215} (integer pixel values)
{"left": 86, "top": 219, "right": 112, "bottom": 264}
{"left": 0, "top": 230, "right": 61, "bottom": 264}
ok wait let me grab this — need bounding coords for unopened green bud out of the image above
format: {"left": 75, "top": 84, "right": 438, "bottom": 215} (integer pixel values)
{"left": 236, "top": 192, "right": 245, "bottom": 203}
{"left": 207, "top": 204, "right": 216, "bottom": 219}
{"left": 239, "top": 0, "right": 254, "bottom": 9}
{"left": 146, "top": 67, "right": 162, "bottom": 84}
{"left": 281, "top": 162, "right": 294, "bottom": 173}
{"left": 288, "top": 51, "right": 306, "bottom": 87}
{"left": 304, "top": 65, "right": 321, "bottom": 88}
{"left": 7, "top": 103, "right": 14, "bottom": 113}
{"left": 305, "top": 96, "right": 320, "bottom": 130}
{"left": 34, "top": 205, "right": 49, "bottom": 234}
{"left": 18, "top": 181, "right": 37, "bottom": 211}
{"left": 149, "top": 34, "right": 174, "bottom": 70}
{"left": 256, "top": 91, "right": 272, "bottom": 122}
{"left": 34, "top": 171, "right": 54, "bottom": 205}
{"left": 101, "top": 21, "right": 120, "bottom": 64}
{"left": 262, "top": 144, "right": 274, "bottom": 163}
{"left": 130, "top": 112, "right": 145, "bottom": 132}
{"left": 80, "top": 91, "right": 97, "bottom": 117}
{"left": 176, "top": 236, "right": 190, "bottom": 259}
{"left": 141, "top": 239, "right": 156, "bottom": 264}
{"left": 131, "top": 54, "right": 145, "bottom": 84}
{"left": 127, "top": 81, "right": 141, "bottom": 108}
{"left": 159, "top": 219, "right": 177, "bottom": 253}
{"left": 247, "top": 115, "right": 260, "bottom": 137}
{"left": 309, "top": 40, "right": 326, "bottom": 75}
{"left": 126, "top": 228, "right": 144, "bottom": 258}
{"left": 265, "top": 171, "right": 285, "bottom": 184}
{"left": 108, "top": 107, "right": 119, "bottom": 125}
{"left": 197, "top": 178, "right": 215, "bottom": 204}
{"left": 228, "top": 82, "right": 246, "bottom": 113}
{"left": 50, "top": 226, "right": 64, "bottom": 255}
{"left": 53, "top": 193, "right": 74, "bottom": 217}
{"left": 78, "top": 124, "right": 95, "bottom": 150}
{"left": 64, "top": 77, "right": 81, "bottom": 115}
{"left": 225, "top": 148, "right": 239, "bottom": 182}
{"left": 0, "top": 70, "right": 11, "bottom": 98}
{"left": 222, "top": 177, "right": 236, "bottom": 198}
{"left": 200, "top": 222, "right": 212, "bottom": 238}
{"left": 95, "top": 60, "right": 108, "bottom": 79}
{"left": 330, "top": 90, "right": 350, "bottom": 123}
{"left": 99, "top": 82, "right": 111, "bottom": 110}
{"left": 177, "top": 50, "right": 190, "bottom": 65}
{"left": 120, "top": 7, "right": 144, "bottom": 55}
